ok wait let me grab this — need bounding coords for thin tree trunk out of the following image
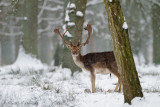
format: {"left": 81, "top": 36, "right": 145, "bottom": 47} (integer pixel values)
{"left": 54, "top": 43, "right": 63, "bottom": 66}
{"left": 62, "top": 0, "right": 87, "bottom": 73}
{"left": 22, "top": 0, "right": 38, "bottom": 56}
{"left": 104, "top": 0, "right": 143, "bottom": 104}
{"left": 152, "top": 2, "right": 160, "bottom": 64}
{"left": 0, "top": 39, "right": 1, "bottom": 66}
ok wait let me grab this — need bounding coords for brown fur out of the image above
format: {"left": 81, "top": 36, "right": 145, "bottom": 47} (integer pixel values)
{"left": 54, "top": 24, "right": 121, "bottom": 93}
{"left": 72, "top": 51, "right": 121, "bottom": 93}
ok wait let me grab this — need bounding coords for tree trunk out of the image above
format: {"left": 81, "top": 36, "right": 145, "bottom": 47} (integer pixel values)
{"left": 152, "top": 2, "right": 160, "bottom": 64}
{"left": 54, "top": 0, "right": 68, "bottom": 66}
{"left": 104, "top": 0, "right": 143, "bottom": 104}
{"left": 62, "top": 0, "right": 87, "bottom": 73}
{"left": 0, "top": 39, "right": 1, "bottom": 66}
{"left": 22, "top": 0, "right": 38, "bottom": 56}
{"left": 54, "top": 43, "right": 63, "bottom": 66}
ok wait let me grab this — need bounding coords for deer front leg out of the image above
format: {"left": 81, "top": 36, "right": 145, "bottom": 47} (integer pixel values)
{"left": 90, "top": 72, "right": 96, "bottom": 93}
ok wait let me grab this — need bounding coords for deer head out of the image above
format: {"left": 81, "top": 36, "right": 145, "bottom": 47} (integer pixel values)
{"left": 54, "top": 24, "right": 92, "bottom": 56}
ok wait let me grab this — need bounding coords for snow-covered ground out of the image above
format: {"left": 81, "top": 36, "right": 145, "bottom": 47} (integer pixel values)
{"left": 0, "top": 48, "right": 160, "bottom": 107}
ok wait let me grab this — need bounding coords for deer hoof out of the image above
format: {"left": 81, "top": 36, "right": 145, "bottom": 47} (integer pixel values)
{"left": 92, "top": 91, "right": 96, "bottom": 93}
{"left": 92, "top": 89, "right": 96, "bottom": 93}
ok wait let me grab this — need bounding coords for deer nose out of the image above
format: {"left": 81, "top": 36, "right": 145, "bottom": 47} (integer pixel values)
{"left": 73, "top": 52, "right": 77, "bottom": 55}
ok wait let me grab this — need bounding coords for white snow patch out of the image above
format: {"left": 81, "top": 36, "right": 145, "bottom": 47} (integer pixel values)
{"left": 124, "top": 17, "right": 126, "bottom": 21}
{"left": 0, "top": 46, "right": 48, "bottom": 75}
{"left": 0, "top": 51, "right": 160, "bottom": 107}
{"left": 24, "top": 17, "right": 28, "bottom": 20}
{"left": 62, "top": 24, "right": 72, "bottom": 37}
{"left": 65, "top": 2, "right": 70, "bottom": 22}
{"left": 70, "top": 3, "right": 76, "bottom": 9}
{"left": 123, "top": 22, "right": 128, "bottom": 29}
{"left": 76, "top": 11, "right": 83, "bottom": 17}
{"left": 65, "top": 10, "right": 70, "bottom": 22}
{"left": 67, "top": 22, "right": 75, "bottom": 26}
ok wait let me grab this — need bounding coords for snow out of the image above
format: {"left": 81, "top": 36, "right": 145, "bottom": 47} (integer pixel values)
{"left": 0, "top": 49, "right": 160, "bottom": 106}
{"left": 76, "top": 11, "right": 83, "bottom": 17}
{"left": 123, "top": 22, "right": 128, "bottom": 29}
{"left": 87, "top": 0, "right": 103, "bottom": 6}
{"left": 62, "top": 24, "right": 72, "bottom": 37}
{"left": 70, "top": 3, "right": 76, "bottom": 9}
{"left": 65, "top": 10, "right": 70, "bottom": 22}
{"left": 24, "top": 17, "right": 28, "bottom": 20}
{"left": 65, "top": 2, "right": 70, "bottom": 22}
{"left": 0, "top": 47, "right": 48, "bottom": 75}
{"left": 67, "top": 22, "right": 75, "bottom": 26}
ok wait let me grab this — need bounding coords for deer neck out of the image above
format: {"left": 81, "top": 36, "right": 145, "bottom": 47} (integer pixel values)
{"left": 71, "top": 53, "right": 84, "bottom": 69}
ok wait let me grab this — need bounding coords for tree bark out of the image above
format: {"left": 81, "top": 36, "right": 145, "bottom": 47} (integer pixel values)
{"left": 54, "top": 43, "right": 63, "bottom": 66}
{"left": 104, "top": 0, "right": 143, "bottom": 104}
{"left": 62, "top": 0, "right": 87, "bottom": 73}
{"left": 22, "top": 0, "right": 38, "bottom": 56}
{"left": 152, "top": 2, "right": 160, "bottom": 64}
{"left": 0, "top": 39, "right": 1, "bottom": 66}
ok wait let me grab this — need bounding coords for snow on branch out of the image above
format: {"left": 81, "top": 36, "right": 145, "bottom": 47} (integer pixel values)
{"left": 76, "top": 11, "right": 83, "bottom": 17}
{"left": 38, "top": 5, "right": 63, "bottom": 12}
{"left": 0, "top": 32, "right": 22, "bottom": 36}
{"left": 122, "top": 22, "right": 128, "bottom": 29}
{"left": 67, "top": 22, "right": 75, "bottom": 26}
{"left": 62, "top": 24, "right": 72, "bottom": 37}
{"left": 0, "top": 2, "right": 10, "bottom": 6}
{"left": 87, "top": 0, "right": 103, "bottom": 6}
{"left": 38, "top": 0, "right": 48, "bottom": 18}
{"left": 48, "top": 0, "right": 64, "bottom": 5}
{"left": 152, "top": 0, "right": 160, "bottom": 6}
{"left": 69, "top": 3, "right": 76, "bottom": 9}
{"left": 64, "top": 2, "right": 71, "bottom": 22}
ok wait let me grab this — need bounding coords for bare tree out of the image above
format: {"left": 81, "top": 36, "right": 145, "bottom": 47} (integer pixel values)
{"left": 104, "top": 0, "right": 143, "bottom": 104}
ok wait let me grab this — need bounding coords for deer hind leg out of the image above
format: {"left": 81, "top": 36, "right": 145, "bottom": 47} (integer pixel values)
{"left": 118, "top": 77, "right": 122, "bottom": 92}
{"left": 90, "top": 71, "right": 96, "bottom": 93}
{"left": 114, "top": 80, "right": 119, "bottom": 92}
{"left": 110, "top": 69, "right": 121, "bottom": 92}
{"left": 114, "top": 76, "right": 122, "bottom": 92}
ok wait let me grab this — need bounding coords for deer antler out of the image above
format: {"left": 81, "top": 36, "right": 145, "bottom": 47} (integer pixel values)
{"left": 54, "top": 26, "right": 72, "bottom": 46}
{"left": 80, "top": 23, "right": 92, "bottom": 47}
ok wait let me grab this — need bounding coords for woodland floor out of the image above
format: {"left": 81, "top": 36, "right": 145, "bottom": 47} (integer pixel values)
{"left": 0, "top": 49, "right": 160, "bottom": 107}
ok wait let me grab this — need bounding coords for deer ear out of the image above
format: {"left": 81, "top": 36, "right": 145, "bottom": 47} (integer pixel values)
{"left": 66, "top": 42, "right": 72, "bottom": 49}
{"left": 77, "top": 40, "right": 80, "bottom": 46}
{"left": 66, "top": 44, "right": 71, "bottom": 49}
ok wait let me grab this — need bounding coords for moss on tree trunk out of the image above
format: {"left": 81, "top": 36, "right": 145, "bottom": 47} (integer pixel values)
{"left": 104, "top": 0, "right": 143, "bottom": 104}
{"left": 22, "top": 0, "right": 38, "bottom": 56}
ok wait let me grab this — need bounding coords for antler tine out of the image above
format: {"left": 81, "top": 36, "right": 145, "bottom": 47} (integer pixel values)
{"left": 80, "top": 24, "right": 92, "bottom": 47}
{"left": 54, "top": 26, "right": 72, "bottom": 45}
{"left": 63, "top": 26, "right": 72, "bottom": 36}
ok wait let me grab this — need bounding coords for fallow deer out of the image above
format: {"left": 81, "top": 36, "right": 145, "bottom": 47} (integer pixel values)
{"left": 54, "top": 24, "right": 121, "bottom": 93}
